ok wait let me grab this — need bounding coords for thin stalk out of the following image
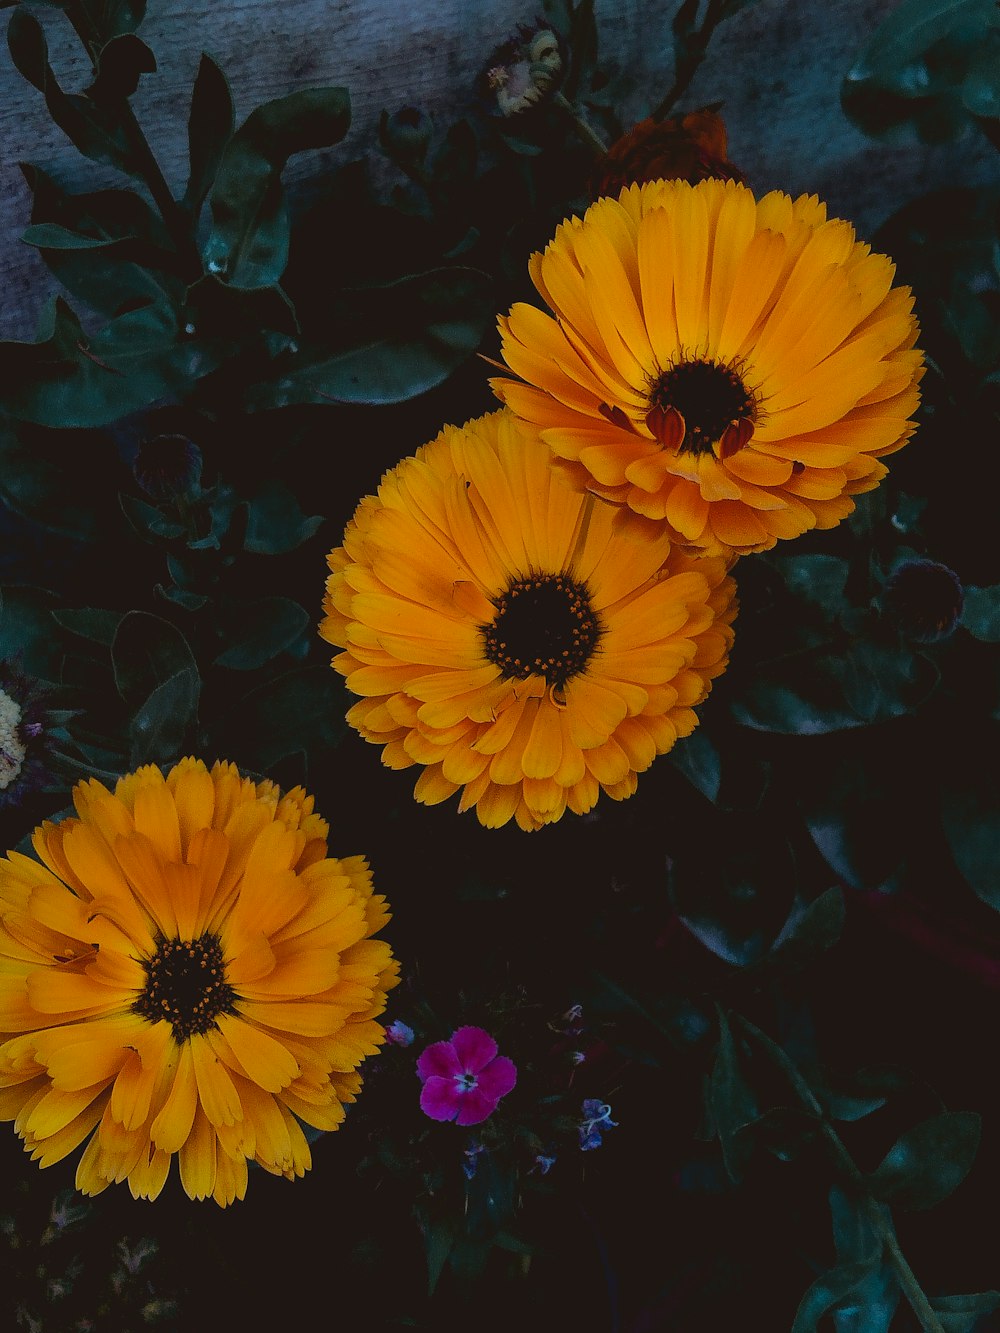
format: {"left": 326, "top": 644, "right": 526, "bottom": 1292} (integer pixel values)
{"left": 652, "top": 0, "right": 728, "bottom": 123}
{"left": 735, "top": 1016, "right": 946, "bottom": 1333}
{"left": 63, "top": 2, "right": 199, "bottom": 273}
{"left": 552, "top": 92, "right": 608, "bottom": 157}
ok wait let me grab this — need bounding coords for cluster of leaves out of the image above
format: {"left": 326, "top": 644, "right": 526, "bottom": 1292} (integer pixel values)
{"left": 0, "top": 1181, "right": 181, "bottom": 1329}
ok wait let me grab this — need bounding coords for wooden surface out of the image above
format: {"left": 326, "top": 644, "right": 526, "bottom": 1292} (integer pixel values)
{"left": 1, "top": 0, "right": 997, "bottom": 339}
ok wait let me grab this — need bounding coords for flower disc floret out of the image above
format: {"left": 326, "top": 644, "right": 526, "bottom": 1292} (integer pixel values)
{"left": 0, "top": 758, "right": 399, "bottom": 1206}
{"left": 493, "top": 178, "right": 924, "bottom": 558}
{"left": 320, "top": 409, "right": 737, "bottom": 831}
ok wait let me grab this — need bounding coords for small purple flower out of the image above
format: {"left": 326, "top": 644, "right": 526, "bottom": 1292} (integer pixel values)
{"left": 385, "top": 1019, "right": 415, "bottom": 1048}
{"left": 417, "top": 1026, "right": 517, "bottom": 1127}
{"left": 462, "top": 1141, "right": 486, "bottom": 1180}
{"left": 579, "top": 1099, "right": 617, "bottom": 1152}
{"left": 532, "top": 1152, "right": 557, "bottom": 1175}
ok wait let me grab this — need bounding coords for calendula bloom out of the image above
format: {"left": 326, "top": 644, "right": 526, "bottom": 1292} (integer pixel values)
{"left": 883, "top": 559, "right": 964, "bottom": 643}
{"left": 417, "top": 1027, "right": 517, "bottom": 1126}
{"left": 591, "top": 108, "right": 744, "bottom": 198}
{"left": 0, "top": 758, "right": 399, "bottom": 1206}
{"left": 493, "top": 178, "right": 924, "bottom": 558}
{"left": 320, "top": 410, "right": 736, "bottom": 831}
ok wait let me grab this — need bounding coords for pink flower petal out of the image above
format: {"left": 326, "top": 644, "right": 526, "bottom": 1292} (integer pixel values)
{"left": 455, "top": 1087, "right": 498, "bottom": 1126}
{"left": 450, "top": 1026, "right": 498, "bottom": 1074}
{"left": 417, "top": 1040, "right": 462, "bottom": 1082}
{"left": 420, "top": 1075, "right": 462, "bottom": 1121}
{"left": 477, "top": 1055, "right": 517, "bottom": 1102}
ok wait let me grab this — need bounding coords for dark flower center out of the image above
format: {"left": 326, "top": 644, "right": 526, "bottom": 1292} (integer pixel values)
{"left": 482, "top": 573, "right": 601, "bottom": 687}
{"left": 133, "top": 934, "right": 236, "bottom": 1042}
{"left": 648, "top": 358, "right": 757, "bottom": 455}
{"left": 457, "top": 1072, "right": 478, "bottom": 1091}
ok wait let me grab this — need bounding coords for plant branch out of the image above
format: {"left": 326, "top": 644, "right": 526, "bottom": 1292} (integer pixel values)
{"left": 552, "top": 92, "right": 608, "bottom": 157}
{"left": 734, "top": 1016, "right": 946, "bottom": 1333}
{"left": 652, "top": 0, "right": 728, "bottom": 123}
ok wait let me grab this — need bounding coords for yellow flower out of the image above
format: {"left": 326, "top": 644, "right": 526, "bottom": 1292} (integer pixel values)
{"left": 0, "top": 758, "right": 399, "bottom": 1207}
{"left": 493, "top": 178, "right": 924, "bottom": 558}
{"left": 320, "top": 410, "right": 736, "bottom": 832}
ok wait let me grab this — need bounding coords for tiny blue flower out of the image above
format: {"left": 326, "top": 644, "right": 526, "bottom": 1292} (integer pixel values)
{"left": 532, "top": 1152, "right": 557, "bottom": 1175}
{"left": 579, "top": 1099, "right": 617, "bottom": 1151}
{"left": 385, "top": 1019, "right": 415, "bottom": 1048}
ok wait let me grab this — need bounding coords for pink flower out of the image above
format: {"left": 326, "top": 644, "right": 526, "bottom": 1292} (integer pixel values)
{"left": 416, "top": 1027, "right": 518, "bottom": 1126}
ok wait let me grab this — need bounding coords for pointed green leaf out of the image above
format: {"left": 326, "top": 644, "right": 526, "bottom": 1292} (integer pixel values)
{"left": 792, "top": 1262, "right": 879, "bottom": 1333}
{"left": 184, "top": 54, "right": 235, "bottom": 214}
{"left": 129, "top": 667, "right": 200, "bottom": 766}
{"left": 869, "top": 1111, "right": 981, "bottom": 1210}
{"left": 214, "top": 597, "right": 310, "bottom": 671}
{"left": 246, "top": 267, "right": 493, "bottom": 408}
{"left": 111, "top": 611, "right": 197, "bottom": 709}
{"left": 203, "top": 88, "right": 350, "bottom": 288}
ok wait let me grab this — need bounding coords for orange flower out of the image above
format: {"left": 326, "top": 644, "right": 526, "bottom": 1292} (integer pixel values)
{"left": 321, "top": 410, "right": 736, "bottom": 831}
{"left": 0, "top": 759, "right": 398, "bottom": 1205}
{"left": 592, "top": 109, "right": 743, "bottom": 198}
{"left": 493, "top": 178, "right": 924, "bottom": 558}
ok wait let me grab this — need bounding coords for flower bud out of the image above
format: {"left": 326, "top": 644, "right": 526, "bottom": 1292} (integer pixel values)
{"left": 883, "top": 559, "right": 964, "bottom": 643}
{"left": 132, "top": 434, "right": 203, "bottom": 504}
{"left": 378, "top": 106, "right": 433, "bottom": 169}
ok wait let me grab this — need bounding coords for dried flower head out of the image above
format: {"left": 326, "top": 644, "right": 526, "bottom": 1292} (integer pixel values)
{"left": 481, "top": 21, "right": 563, "bottom": 118}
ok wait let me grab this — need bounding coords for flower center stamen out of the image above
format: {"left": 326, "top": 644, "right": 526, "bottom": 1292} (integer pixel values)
{"left": 457, "top": 1072, "right": 478, "bottom": 1091}
{"left": 647, "top": 358, "right": 757, "bottom": 456}
{"left": 481, "top": 573, "right": 602, "bottom": 687}
{"left": 133, "top": 934, "right": 236, "bottom": 1042}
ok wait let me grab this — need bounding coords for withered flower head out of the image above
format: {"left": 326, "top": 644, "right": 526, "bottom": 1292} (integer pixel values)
{"left": 132, "top": 435, "right": 203, "bottom": 504}
{"left": 481, "top": 21, "right": 563, "bottom": 119}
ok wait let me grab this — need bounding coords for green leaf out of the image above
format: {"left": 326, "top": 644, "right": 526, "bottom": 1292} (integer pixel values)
{"left": 869, "top": 1111, "right": 981, "bottom": 1210}
{"left": 763, "top": 888, "right": 845, "bottom": 972}
{"left": 798, "top": 752, "right": 908, "bottom": 889}
{"left": 244, "top": 484, "right": 323, "bottom": 554}
{"left": 1, "top": 298, "right": 222, "bottom": 429}
{"left": 7, "top": 10, "right": 134, "bottom": 172}
{"left": 929, "top": 1291, "right": 1000, "bottom": 1333}
{"left": 0, "top": 423, "right": 100, "bottom": 538}
{"left": 185, "top": 275, "right": 299, "bottom": 340}
{"left": 962, "top": 585, "right": 1000, "bottom": 641}
{"left": 52, "top": 608, "right": 124, "bottom": 646}
{"left": 210, "top": 665, "right": 348, "bottom": 770}
{"left": 20, "top": 164, "right": 178, "bottom": 316}
{"left": 111, "top": 611, "right": 197, "bottom": 709}
{"left": 708, "top": 1009, "right": 758, "bottom": 1183}
{"left": 0, "top": 585, "right": 63, "bottom": 680}
{"left": 842, "top": 0, "right": 1000, "bottom": 143}
{"left": 420, "top": 1217, "right": 457, "bottom": 1297}
{"left": 129, "top": 667, "right": 200, "bottom": 766}
{"left": 774, "top": 554, "right": 851, "bottom": 620}
{"left": 941, "top": 757, "right": 1000, "bottom": 908}
{"left": 119, "top": 492, "right": 185, "bottom": 542}
{"left": 731, "top": 636, "right": 938, "bottom": 733}
{"left": 246, "top": 267, "right": 493, "bottom": 408}
{"left": 21, "top": 222, "right": 121, "bottom": 249}
{"left": 203, "top": 88, "right": 351, "bottom": 288}
{"left": 183, "top": 54, "right": 235, "bottom": 214}
{"left": 828, "top": 1189, "right": 900, "bottom": 1333}
{"left": 87, "top": 33, "right": 156, "bottom": 104}
{"left": 792, "top": 1262, "right": 880, "bottom": 1333}
{"left": 214, "top": 597, "right": 310, "bottom": 670}
{"left": 669, "top": 728, "right": 721, "bottom": 802}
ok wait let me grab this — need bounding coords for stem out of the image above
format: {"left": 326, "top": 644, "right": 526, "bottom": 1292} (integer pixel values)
{"left": 734, "top": 1016, "right": 946, "bottom": 1333}
{"left": 652, "top": 0, "right": 728, "bottom": 122}
{"left": 63, "top": 3, "right": 199, "bottom": 274}
{"left": 552, "top": 92, "right": 608, "bottom": 158}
